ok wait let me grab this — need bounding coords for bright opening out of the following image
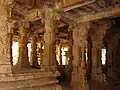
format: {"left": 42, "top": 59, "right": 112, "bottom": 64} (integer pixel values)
{"left": 101, "top": 49, "right": 106, "bottom": 65}
{"left": 12, "top": 42, "right": 19, "bottom": 65}
{"left": 61, "top": 47, "right": 69, "bottom": 65}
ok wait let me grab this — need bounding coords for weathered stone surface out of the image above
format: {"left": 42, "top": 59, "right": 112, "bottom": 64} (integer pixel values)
{"left": 43, "top": 8, "right": 58, "bottom": 71}
{"left": 71, "top": 22, "right": 89, "bottom": 90}
{"left": 0, "top": 0, "right": 13, "bottom": 74}
{"left": 0, "top": 69, "right": 61, "bottom": 90}
{"left": 31, "top": 32, "right": 38, "bottom": 67}
{"left": 16, "top": 21, "right": 30, "bottom": 68}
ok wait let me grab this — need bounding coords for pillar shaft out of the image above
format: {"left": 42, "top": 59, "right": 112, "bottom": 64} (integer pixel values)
{"left": 87, "top": 36, "right": 92, "bottom": 75}
{"left": 92, "top": 44, "right": 103, "bottom": 76}
{"left": 68, "top": 29, "right": 73, "bottom": 67}
{"left": 31, "top": 33, "right": 38, "bottom": 67}
{"left": 8, "top": 33, "right": 13, "bottom": 66}
{"left": 17, "top": 21, "right": 29, "bottom": 68}
{"left": 71, "top": 22, "right": 89, "bottom": 90}
{"left": 91, "top": 21, "right": 108, "bottom": 82}
{"left": 43, "top": 8, "right": 57, "bottom": 71}
{"left": 59, "top": 44, "right": 62, "bottom": 66}
{"left": 106, "top": 36, "right": 119, "bottom": 78}
{"left": 0, "top": 2, "right": 13, "bottom": 74}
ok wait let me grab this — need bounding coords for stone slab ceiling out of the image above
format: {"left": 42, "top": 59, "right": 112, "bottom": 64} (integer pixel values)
{"left": 62, "top": 0, "right": 120, "bottom": 24}
{"left": 10, "top": 0, "right": 120, "bottom": 41}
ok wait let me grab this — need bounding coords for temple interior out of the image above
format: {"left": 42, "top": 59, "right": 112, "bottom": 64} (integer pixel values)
{"left": 0, "top": 0, "right": 120, "bottom": 90}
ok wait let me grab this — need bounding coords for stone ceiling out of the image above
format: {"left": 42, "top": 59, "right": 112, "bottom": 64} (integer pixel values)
{"left": 10, "top": 0, "right": 120, "bottom": 43}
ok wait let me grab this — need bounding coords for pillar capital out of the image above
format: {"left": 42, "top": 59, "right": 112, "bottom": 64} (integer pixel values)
{"left": 19, "top": 20, "right": 29, "bottom": 36}
{"left": 44, "top": 8, "right": 60, "bottom": 33}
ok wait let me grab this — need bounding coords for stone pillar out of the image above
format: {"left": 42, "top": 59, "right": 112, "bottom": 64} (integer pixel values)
{"left": 91, "top": 21, "right": 109, "bottom": 82}
{"left": 68, "top": 27, "right": 73, "bottom": 84}
{"left": 31, "top": 32, "right": 38, "bottom": 68}
{"left": 106, "top": 34, "right": 120, "bottom": 78}
{"left": 71, "top": 22, "right": 89, "bottom": 90}
{"left": 59, "top": 44, "right": 62, "bottom": 66}
{"left": 87, "top": 34, "right": 92, "bottom": 77}
{"left": 0, "top": 0, "right": 13, "bottom": 74}
{"left": 7, "top": 33, "right": 13, "bottom": 66}
{"left": 68, "top": 27, "right": 73, "bottom": 67}
{"left": 91, "top": 42, "right": 104, "bottom": 82}
{"left": 17, "top": 21, "right": 30, "bottom": 68}
{"left": 43, "top": 8, "right": 59, "bottom": 71}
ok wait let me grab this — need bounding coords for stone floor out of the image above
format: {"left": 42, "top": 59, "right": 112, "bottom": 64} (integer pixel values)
{"left": 59, "top": 81, "right": 72, "bottom": 90}
{"left": 63, "top": 87, "right": 72, "bottom": 90}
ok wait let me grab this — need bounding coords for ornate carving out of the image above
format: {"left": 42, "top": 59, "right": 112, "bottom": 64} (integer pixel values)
{"left": 44, "top": 8, "right": 60, "bottom": 33}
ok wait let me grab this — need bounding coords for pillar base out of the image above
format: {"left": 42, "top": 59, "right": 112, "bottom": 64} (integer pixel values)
{"left": 107, "top": 67, "right": 115, "bottom": 78}
{"left": 0, "top": 64, "right": 12, "bottom": 74}
{"left": 91, "top": 67, "right": 107, "bottom": 90}
{"left": 92, "top": 67, "right": 106, "bottom": 82}
{"left": 71, "top": 67, "right": 89, "bottom": 90}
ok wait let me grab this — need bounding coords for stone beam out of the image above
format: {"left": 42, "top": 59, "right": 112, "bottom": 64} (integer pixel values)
{"left": 55, "top": 0, "right": 85, "bottom": 10}
{"left": 62, "top": 0, "right": 96, "bottom": 12}
{"left": 77, "top": 6, "right": 120, "bottom": 23}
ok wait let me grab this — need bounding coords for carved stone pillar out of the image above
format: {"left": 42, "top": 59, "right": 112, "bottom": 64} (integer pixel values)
{"left": 59, "top": 44, "right": 62, "bottom": 66}
{"left": 68, "top": 27, "right": 73, "bottom": 67}
{"left": 0, "top": 1, "right": 13, "bottom": 74}
{"left": 71, "top": 22, "right": 89, "bottom": 90}
{"left": 91, "top": 21, "right": 109, "bottom": 82}
{"left": 43, "top": 8, "right": 59, "bottom": 71}
{"left": 7, "top": 33, "right": 13, "bottom": 66}
{"left": 68, "top": 27, "right": 73, "bottom": 83}
{"left": 106, "top": 34, "right": 120, "bottom": 78}
{"left": 87, "top": 34, "right": 92, "bottom": 77}
{"left": 31, "top": 32, "right": 38, "bottom": 68}
{"left": 91, "top": 42, "right": 104, "bottom": 82}
{"left": 17, "top": 21, "right": 30, "bottom": 68}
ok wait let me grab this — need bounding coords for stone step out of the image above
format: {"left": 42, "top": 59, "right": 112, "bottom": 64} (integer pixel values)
{"left": 0, "top": 78, "right": 58, "bottom": 90}
{"left": 0, "top": 69, "right": 61, "bottom": 90}
{"left": 0, "top": 71, "right": 59, "bottom": 82}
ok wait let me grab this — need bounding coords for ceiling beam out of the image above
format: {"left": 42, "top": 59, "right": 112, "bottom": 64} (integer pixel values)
{"left": 77, "top": 6, "right": 120, "bottom": 23}
{"left": 62, "top": 0, "right": 96, "bottom": 12}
